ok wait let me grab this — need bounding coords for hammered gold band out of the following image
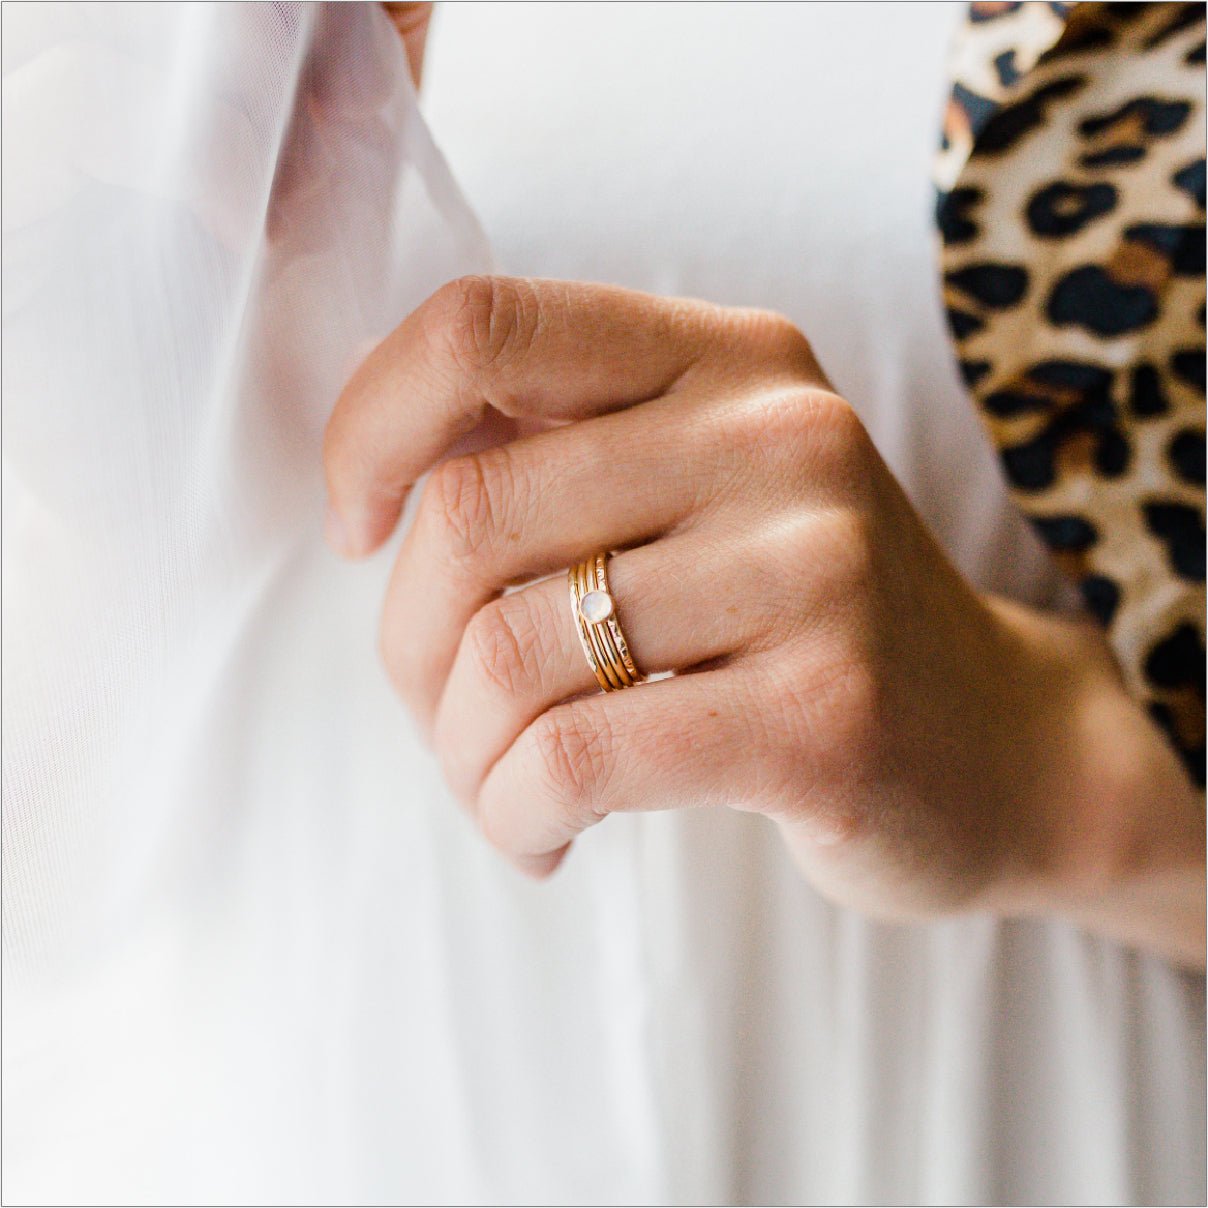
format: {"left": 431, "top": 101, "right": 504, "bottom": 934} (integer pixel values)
{"left": 568, "top": 552, "right": 644, "bottom": 692}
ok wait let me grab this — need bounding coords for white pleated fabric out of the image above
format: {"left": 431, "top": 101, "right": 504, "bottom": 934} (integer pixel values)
{"left": 3, "top": 3, "right": 1204, "bottom": 1205}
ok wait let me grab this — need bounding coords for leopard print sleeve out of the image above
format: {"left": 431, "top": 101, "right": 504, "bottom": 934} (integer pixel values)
{"left": 936, "top": 1, "right": 1206, "bottom": 790}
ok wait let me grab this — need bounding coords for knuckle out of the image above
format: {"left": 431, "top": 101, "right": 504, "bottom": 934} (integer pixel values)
{"left": 757, "top": 308, "right": 814, "bottom": 362}
{"left": 805, "top": 397, "right": 882, "bottom": 495}
{"left": 738, "top": 387, "right": 875, "bottom": 497}
{"left": 814, "top": 392, "right": 877, "bottom": 463}
{"left": 739, "top": 388, "right": 812, "bottom": 458}
{"left": 463, "top": 593, "right": 545, "bottom": 702}
{"left": 420, "top": 450, "right": 511, "bottom": 570}
{"left": 803, "top": 507, "right": 879, "bottom": 599}
{"left": 775, "top": 387, "right": 861, "bottom": 448}
{"left": 727, "top": 307, "right": 821, "bottom": 379}
{"left": 527, "top": 708, "right": 611, "bottom": 822}
{"left": 439, "top": 274, "right": 540, "bottom": 390}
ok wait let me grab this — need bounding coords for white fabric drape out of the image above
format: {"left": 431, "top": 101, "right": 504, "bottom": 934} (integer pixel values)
{"left": 3, "top": 3, "right": 1204, "bottom": 1204}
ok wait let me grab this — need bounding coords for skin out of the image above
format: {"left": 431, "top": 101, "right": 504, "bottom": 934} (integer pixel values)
{"left": 381, "top": 2, "right": 433, "bottom": 89}
{"left": 323, "top": 277, "right": 1205, "bottom": 968}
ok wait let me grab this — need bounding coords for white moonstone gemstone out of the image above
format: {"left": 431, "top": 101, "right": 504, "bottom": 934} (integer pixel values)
{"left": 579, "top": 589, "right": 614, "bottom": 625}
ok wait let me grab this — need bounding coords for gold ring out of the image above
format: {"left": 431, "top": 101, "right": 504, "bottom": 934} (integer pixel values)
{"left": 568, "top": 551, "right": 645, "bottom": 692}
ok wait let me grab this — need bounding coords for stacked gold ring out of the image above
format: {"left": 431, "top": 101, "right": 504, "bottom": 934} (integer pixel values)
{"left": 568, "top": 551, "right": 644, "bottom": 692}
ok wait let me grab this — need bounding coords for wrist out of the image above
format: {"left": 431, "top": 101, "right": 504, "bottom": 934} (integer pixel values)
{"left": 986, "top": 597, "right": 1205, "bottom": 966}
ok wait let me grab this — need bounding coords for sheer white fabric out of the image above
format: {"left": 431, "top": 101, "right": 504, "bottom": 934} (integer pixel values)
{"left": 3, "top": 2, "right": 1204, "bottom": 1205}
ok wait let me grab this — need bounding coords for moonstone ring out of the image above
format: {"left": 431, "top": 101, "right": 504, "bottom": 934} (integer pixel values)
{"left": 568, "top": 552, "right": 644, "bottom": 692}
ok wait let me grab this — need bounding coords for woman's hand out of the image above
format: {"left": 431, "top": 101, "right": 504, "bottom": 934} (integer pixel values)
{"left": 324, "top": 277, "right": 1204, "bottom": 963}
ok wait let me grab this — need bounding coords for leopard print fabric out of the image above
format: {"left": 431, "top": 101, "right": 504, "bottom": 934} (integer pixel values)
{"left": 936, "top": 1, "right": 1206, "bottom": 788}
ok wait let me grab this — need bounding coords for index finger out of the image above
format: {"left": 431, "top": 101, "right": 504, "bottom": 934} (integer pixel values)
{"left": 322, "top": 275, "right": 717, "bottom": 557}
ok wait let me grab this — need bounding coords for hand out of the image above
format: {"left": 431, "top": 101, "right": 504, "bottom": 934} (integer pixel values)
{"left": 324, "top": 277, "right": 1204, "bottom": 961}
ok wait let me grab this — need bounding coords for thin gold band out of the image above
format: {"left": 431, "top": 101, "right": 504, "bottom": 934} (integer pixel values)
{"left": 569, "top": 560, "right": 614, "bottom": 693}
{"left": 589, "top": 558, "right": 638, "bottom": 687}
{"left": 589, "top": 558, "right": 637, "bottom": 686}
{"left": 594, "top": 552, "right": 642, "bottom": 684}
{"left": 580, "top": 560, "right": 626, "bottom": 689}
{"left": 568, "top": 551, "right": 645, "bottom": 692}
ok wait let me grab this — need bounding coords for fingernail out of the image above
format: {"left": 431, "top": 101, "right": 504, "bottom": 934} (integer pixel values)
{"left": 324, "top": 503, "right": 356, "bottom": 558}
